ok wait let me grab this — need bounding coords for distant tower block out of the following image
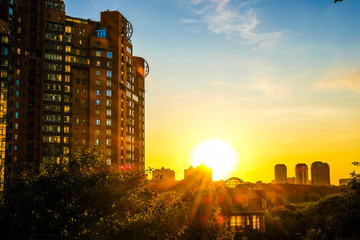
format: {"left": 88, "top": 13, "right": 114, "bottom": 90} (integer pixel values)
{"left": 295, "top": 164, "right": 308, "bottom": 185}
{"left": 311, "top": 162, "right": 330, "bottom": 186}
{"left": 274, "top": 164, "right": 287, "bottom": 184}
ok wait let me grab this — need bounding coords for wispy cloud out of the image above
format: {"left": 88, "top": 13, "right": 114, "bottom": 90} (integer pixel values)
{"left": 250, "top": 80, "right": 290, "bottom": 99}
{"left": 314, "top": 67, "right": 360, "bottom": 94}
{"left": 180, "top": 0, "right": 283, "bottom": 50}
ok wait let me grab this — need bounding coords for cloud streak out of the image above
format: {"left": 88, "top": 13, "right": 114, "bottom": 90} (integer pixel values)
{"left": 314, "top": 67, "right": 360, "bottom": 94}
{"left": 251, "top": 81, "right": 290, "bottom": 100}
{"left": 180, "top": 0, "right": 283, "bottom": 50}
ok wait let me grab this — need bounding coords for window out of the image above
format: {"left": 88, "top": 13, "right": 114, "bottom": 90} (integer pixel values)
{"left": 106, "top": 90, "right": 112, "bottom": 97}
{"left": 65, "top": 35, "right": 72, "bottom": 43}
{"left": 64, "top": 85, "right": 71, "bottom": 92}
{"left": 96, "top": 60, "right": 101, "bottom": 66}
{"left": 107, "top": 52, "right": 112, "bottom": 58}
{"left": 97, "top": 29, "right": 106, "bottom": 38}
{"left": 64, "top": 126, "right": 70, "bottom": 133}
{"left": 107, "top": 61, "right": 112, "bottom": 68}
{"left": 64, "top": 96, "right": 71, "bottom": 102}
{"left": 96, "top": 51, "right": 101, "bottom": 57}
{"left": 65, "top": 26, "right": 73, "bottom": 33}
{"left": 45, "top": 22, "right": 64, "bottom": 32}
{"left": 95, "top": 139, "right": 100, "bottom": 145}
{"left": 95, "top": 129, "right": 100, "bottom": 135}
{"left": 44, "top": 105, "right": 61, "bottom": 112}
{"left": 64, "top": 116, "right": 70, "bottom": 123}
{"left": 95, "top": 119, "right": 100, "bottom": 125}
{"left": 96, "top": 99, "right": 101, "bottom": 105}
{"left": 65, "top": 65, "right": 71, "bottom": 72}
{"left": 106, "top": 80, "right": 112, "bottom": 87}
{"left": 78, "top": 28, "right": 85, "bottom": 36}
{"left": 75, "top": 118, "right": 80, "bottom": 124}
{"left": 106, "top": 139, "right": 111, "bottom": 146}
{"left": 42, "top": 125, "right": 61, "bottom": 133}
{"left": 45, "top": 43, "right": 63, "bottom": 51}
{"left": 106, "top": 100, "right": 112, "bottom": 107}
{"left": 43, "top": 135, "right": 61, "bottom": 143}
{"left": 15, "top": 112, "right": 19, "bottom": 118}
{"left": 96, "top": 89, "right": 100, "bottom": 95}
{"left": 43, "top": 114, "right": 61, "bottom": 122}
{"left": 46, "top": 1, "right": 65, "bottom": 11}
{"left": 45, "top": 53, "right": 62, "bottom": 61}
{"left": 126, "top": 46, "right": 132, "bottom": 54}
{"left": 63, "top": 147, "right": 70, "bottom": 155}
{"left": 95, "top": 109, "right": 100, "bottom": 115}
{"left": 1, "top": 36, "right": 8, "bottom": 44}
{"left": 107, "top": 71, "right": 112, "bottom": 78}
{"left": 1, "top": 47, "right": 8, "bottom": 55}
{"left": 44, "top": 63, "right": 62, "bottom": 71}
{"left": 96, "top": 70, "right": 101, "bottom": 76}
{"left": 106, "top": 119, "right": 112, "bottom": 126}
{"left": 64, "top": 105, "right": 71, "bottom": 113}
{"left": 65, "top": 45, "right": 72, "bottom": 53}
{"left": 45, "top": 73, "right": 62, "bottom": 82}
{"left": 44, "top": 94, "right": 61, "bottom": 102}
{"left": 64, "top": 75, "right": 70, "bottom": 82}
{"left": 45, "top": 33, "right": 63, "bottom": 42}
{"left": 95, "top": 80, "right": 101, "bottom": 86}
{"left": 106, "top": 109, "right": 112, "bottom": 116}
{"left": 64, "top": 137, "right": 70, "bottom": 143}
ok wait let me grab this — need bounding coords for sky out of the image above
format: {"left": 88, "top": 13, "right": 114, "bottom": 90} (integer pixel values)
{"left": 65, "top": 0, "right": 360, "bottom": 184}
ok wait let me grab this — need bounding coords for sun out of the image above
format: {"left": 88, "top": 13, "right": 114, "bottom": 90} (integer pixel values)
{"left": 191, "top": 139, "right": 238, "bottom": 181}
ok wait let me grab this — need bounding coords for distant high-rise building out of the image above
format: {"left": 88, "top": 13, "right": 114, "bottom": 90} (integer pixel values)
{"left": 311, "top": 161, "right": 330, "bottom": 186}
{"left": 295, "top": 163, "right": 308, "bottom": 185}
{"left": 339, "top": 178, "right": 352, "bottom": 186}
{"left": 287, "top": 177, "right": 295, "bottom": 184}
{"left": 2, "top": 0, "right": 148, "bottom": 186}
{"left": 184, "top": 164, "right": 212, "bottom": 183}
{"left": 274, "top": 164, "right": 287, "bottom": 184}
{"left": 152, "top": 167, "right": 175, "bottom": 182}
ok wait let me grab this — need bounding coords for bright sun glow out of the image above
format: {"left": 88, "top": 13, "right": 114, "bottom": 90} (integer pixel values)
{"left": 191, "top": 139, "right": 238, "bottom": 181}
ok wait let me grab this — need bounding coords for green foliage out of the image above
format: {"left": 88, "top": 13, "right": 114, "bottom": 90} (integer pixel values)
{"left": 302, "top": 228, "right": 327, "bottom": 240}
{"left": 0, "top": 148, "right": 232, "bottom": 240}
{"left": 266, "top": 161, "right": 360, "bottom": 240}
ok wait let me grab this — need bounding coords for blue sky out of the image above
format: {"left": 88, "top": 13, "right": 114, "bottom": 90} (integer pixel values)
{"left": 65, "top": 0, "right": 360, "bottom": 183}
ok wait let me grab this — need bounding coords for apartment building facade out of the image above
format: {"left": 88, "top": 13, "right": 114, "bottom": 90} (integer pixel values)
{"left": 2, "top": 0, "right": 148, "bottom": 186}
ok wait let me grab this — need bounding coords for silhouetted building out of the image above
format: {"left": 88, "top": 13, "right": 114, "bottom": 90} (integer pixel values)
{"left": 152, "top": 167, "right": 175, "bottom": 182}
{"left": 287, "top": 177, "right": 295, "bottom": 184}
{"left": 295, "top": 163, "right": 308, "bottom": 185}
{"left": 339, "top": 178, "right": 352, "bottom": 186}
{"left": 184, "top": 164, "right": 212, "bottom": 183}
{"left": 2, "top": 1, "right": 148, "bottom": 186}
{"left": 311, "top": 161, "right": 330, "bottom": 186}
{"left": 220, "top": 178, "right": 266, "bottom": 240}
{"left": 274, "top": 164, "right": 287, "bottom": 184}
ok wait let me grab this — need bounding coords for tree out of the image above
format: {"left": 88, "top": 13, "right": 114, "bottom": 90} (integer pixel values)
{"left": 0, "top": 148, "right": 233, "bottom": 239}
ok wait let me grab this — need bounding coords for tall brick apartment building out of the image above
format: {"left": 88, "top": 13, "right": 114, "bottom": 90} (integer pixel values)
{"left": 0, "top": 0, "right": 148, "bottom": 186}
